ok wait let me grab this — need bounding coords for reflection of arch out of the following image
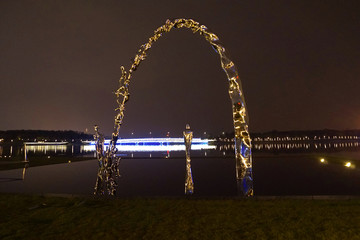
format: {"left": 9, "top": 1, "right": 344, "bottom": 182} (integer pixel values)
{"left": 96, "top": 18, "right": 253, "bottom": 196}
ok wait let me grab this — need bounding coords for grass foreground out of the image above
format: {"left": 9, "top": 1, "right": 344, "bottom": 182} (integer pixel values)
{"left": 0, "top": 194, "right": 360, "bottom": 239}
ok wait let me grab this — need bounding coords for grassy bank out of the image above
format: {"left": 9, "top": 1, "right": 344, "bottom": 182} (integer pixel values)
{"left": 1, "top": 194, "right": 359, "bottom": 239}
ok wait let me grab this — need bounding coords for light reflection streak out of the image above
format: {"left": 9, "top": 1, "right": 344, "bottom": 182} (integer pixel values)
{"left": 319, "top": 157, "right": 357, "bottom": 169}
{"left": 252, "top": 142, "right": 360, "bottom": 151}
{"left": 25, "top": 145, "right": 67, "bottom": 153}
{"left": 1, "top": 139, "right": 358, "bottom": 157}
{"left": 344, "top": 162, "right": 355, "bottom": 168}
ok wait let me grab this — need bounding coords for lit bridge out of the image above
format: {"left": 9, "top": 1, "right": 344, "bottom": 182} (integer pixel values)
{"left": 83, "top": 138, "right": 216, "bottom": 152}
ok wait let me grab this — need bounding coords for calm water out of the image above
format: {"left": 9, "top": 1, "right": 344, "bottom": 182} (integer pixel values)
{"left": 0, "top": 142, "right": 359, "bottom": 196}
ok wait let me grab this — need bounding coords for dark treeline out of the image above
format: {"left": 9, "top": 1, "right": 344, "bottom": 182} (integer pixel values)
{"left": 217, "top": 129, "right": 360, "bottom": 140}
{"left": 0, "top": 130, "right": 93, "bottom": 143}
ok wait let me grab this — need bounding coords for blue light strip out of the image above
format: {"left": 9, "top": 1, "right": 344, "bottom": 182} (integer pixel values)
{"left": 85, "top": 138, "right": 211, "bottom": 146}
{"left": 82, "top": 138, "right": 216, "bottom": 152}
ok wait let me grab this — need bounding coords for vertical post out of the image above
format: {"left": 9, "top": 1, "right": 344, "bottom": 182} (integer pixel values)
{"left": 22, "top": 164, "right": 29, "bottom": 180}
{"left": 22, "top": 143, "right": 29, "bottom": 180}
{"left": 183, "top": 124, "right": 194, "bottom": 195}
{"left": 24, "top": 143, "right": 28, "bottom": 163}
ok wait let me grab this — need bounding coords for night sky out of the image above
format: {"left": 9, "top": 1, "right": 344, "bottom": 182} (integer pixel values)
{"left": 1, "top": 1, "right": 359, "bottom": 137}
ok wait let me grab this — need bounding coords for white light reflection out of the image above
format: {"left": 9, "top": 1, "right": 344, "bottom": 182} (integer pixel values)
{"left": 25, "top": 145, "right": 67, "bottom": 153}
{"left": 344, "top": 162, "right": 353, "bottom": 168}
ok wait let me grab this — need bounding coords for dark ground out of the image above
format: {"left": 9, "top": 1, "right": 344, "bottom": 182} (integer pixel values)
{"left": 1, "top": 193, "right": 359, "bottom": 240}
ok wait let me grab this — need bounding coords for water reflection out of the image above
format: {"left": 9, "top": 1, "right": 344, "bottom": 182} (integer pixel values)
{"left": 344, "top": 162, "right": 354, "bottom": 168}
{"left": 27, "top": 145, "right": 66, "bottom": 154}
{"left": 1, "top": 139, "right": 359, "bottom": 159}
{"left": 319, "top": 157, "right": 357, "bottom": 169}
{"left": 1, "top": 138, "right": 359, "bottom": 196}
{"left": 254, "top": 142, "right": 360, "bottom": 151}
{"left": 1, "top": 147, "right": 359, "bottom": 196}
{"left": 1, "top": 145, "right": 55, "bottom": 158}
{"left": 218, "top": 141, "right": 360, "bottom": 153}
{"left": 0, "top": 143, "right": 88, "bottom": 159}
{"left": 22, "top": 163, "right": 29, "bottom": 180}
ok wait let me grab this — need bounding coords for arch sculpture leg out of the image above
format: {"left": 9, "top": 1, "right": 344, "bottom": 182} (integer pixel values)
{"left": 93, "top": 125, "right": 121, "bottom": 195}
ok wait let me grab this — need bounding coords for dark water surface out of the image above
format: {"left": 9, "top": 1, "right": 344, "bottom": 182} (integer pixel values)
{"left": 0, "top": 144, "right": 359, "bottom": 196}
{"left": 253, "top": 153, "right": 360, "bottom": 196}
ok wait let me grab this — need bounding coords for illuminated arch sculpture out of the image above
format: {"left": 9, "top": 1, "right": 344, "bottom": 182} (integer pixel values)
{"left": 94, "top": 18, "right": 253, "bottom": 196}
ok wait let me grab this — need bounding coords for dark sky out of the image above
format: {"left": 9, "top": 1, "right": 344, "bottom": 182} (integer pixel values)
{"left": 1, "top": 0, "right": 360, "bottom": 137}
